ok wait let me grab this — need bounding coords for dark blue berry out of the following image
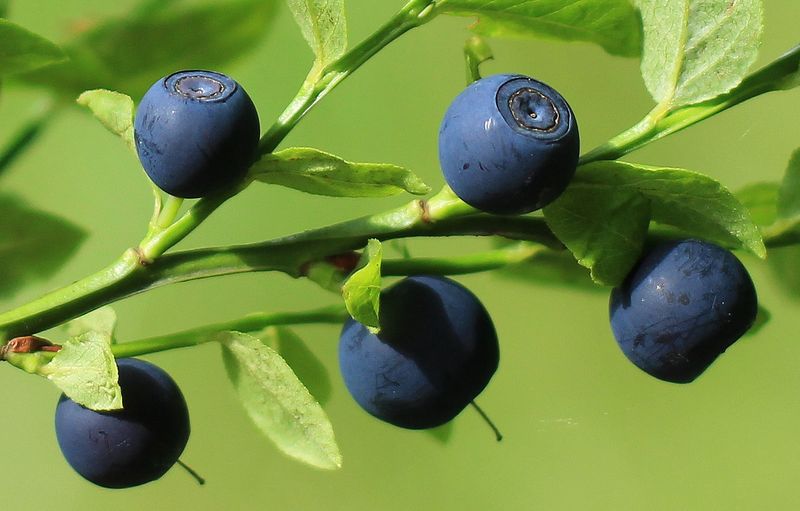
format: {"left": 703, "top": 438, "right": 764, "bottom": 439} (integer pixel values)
{"left": 438, "top": 74, "right": 579, "bottom": 215}
{"left": 609, "top": 239, "right": 758, "bottom": 383}
{"left": 338, "top": 276, "right": 499, "bottom": 429}
{"left": 134, "top": 70, "right": 260, "bottom": 198}
{"left": 54, "top": 358, "right": 190, "bottom": 488}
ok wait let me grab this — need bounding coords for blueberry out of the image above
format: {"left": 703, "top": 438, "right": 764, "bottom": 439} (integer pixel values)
{"left": 54, "top": 358, "right": 190, "bottom": 488}
{"left": 338, "top": 276, "right": 499, "bottom": 429}
{"left": 438, "top": 74, "right": 579, "bottom": 215}
{"left": 609, "top": 239, "right": 758, "bottom": 383}
{"left": 134, "top": 70, "right": 260, "bottom": 198}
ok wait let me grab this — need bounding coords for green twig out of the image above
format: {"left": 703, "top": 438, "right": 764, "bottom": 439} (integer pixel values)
{"left": 111, "top": 305, "right": 347, "bottom": 358}
{"left": 382, "top": 244, "right": 544, "bottom": 276}
{"left": 0, "top": 187, "right": 543, "bottom": 339}
{"left": 581, "top": 45, "right": 800, "bottom": 164}
{"left": 258, "top": 0, "right": 439, "bottom": 154}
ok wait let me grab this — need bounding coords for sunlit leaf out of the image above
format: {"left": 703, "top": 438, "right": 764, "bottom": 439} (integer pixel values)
{"left": 342, "top": 239, "right": 382, "bottom": 332}
{"left": 41, "top": 331, "right": 121, "bottom": 411}
{"left": 220, "top": 331, "right": 341, "bottom": 469}
{"left": 77, "top": 89, "right": 135, "bottom": 151}
{"left": 638, "top": 0, "right": 763, "bottom": 108}
{"left": 253, "top": 147, "right": 430, "bottom": 197}
{"left": 438, "top": 0, "right": 641, "bottom": 57}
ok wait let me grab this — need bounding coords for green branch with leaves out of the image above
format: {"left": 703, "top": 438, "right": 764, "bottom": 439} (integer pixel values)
{"left": 0, "top": 0, "right": 797, "bottom": 476}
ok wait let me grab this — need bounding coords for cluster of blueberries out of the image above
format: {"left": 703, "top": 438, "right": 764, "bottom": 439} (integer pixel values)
{"left": 53, "top": 70, "right": 757, "bottom": 488}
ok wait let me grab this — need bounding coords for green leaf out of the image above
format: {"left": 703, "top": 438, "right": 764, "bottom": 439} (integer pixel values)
{"left": 342, "top": 239, "right": 382, "bottom": 332}
{"left": 438, "top": 0, "right": 642, "bottom": 58}
{"left": 0, "top": 193, "right": 86, "bottom": 300}
{"left": 638, "top": 0, "right": 763, "bottom": 109}
{"left": 253, "top": 147, "right": 430, "bottom": 197}
{"left": 777, "top": 149, "right": 800, "bottom": 220}
{"left": 219, "top": 331, "right": 342, "bottom": 470}
{"left": 77, "top": 89, "right": 135, "bottom": 151}
{"left": 286, "top": 0, "right": 347, "bottom": 77}
{"left": 40, "top": 331, "right": 122, "bottom": 411}
{"left": 0, "top": 1, "right": 8, "bottom": 17}
{"left": 736, "top": 182, "right": 778, "bottom": 227}
{"left": 63, "top": 307, "right": 118, "bottom": 341}
{"left": 0, "top": 19, "right": 66, "bottom": 76}
{"left": 464, "top": 35, "right": 493, "bottom": 84}
{"left": 544, "top": 186, "right": 650, "bottom": 285}
{"left": 544, "top": 161, "right": 765, "bottom": 286}
{"left": 16, "top": 0, "right": 278, "bottom": 99}
{"left": 257, "top": 326, "right": 332, "bottom": 405}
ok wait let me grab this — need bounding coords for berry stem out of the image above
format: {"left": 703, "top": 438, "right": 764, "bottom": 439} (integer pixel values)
{"left": 137, "top": 187, "right": 237, "bottom": 261}
{"left": 382, "top": 243, "right": 545, "bottom": 276}
{"left": 176, "top": 460, "right": 205, "bottom": 486}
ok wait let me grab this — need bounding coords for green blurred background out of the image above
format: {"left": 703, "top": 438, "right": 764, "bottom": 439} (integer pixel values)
{"left": 0, "top": 1, "right": 799, "bottom": 509}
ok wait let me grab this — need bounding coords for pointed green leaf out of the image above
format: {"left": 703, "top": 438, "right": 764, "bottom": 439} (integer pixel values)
{"left": 257, "top": 326, "right": 332, "bottom": 405}
{"left": 777, "top": 148, "right": 800, "bottom": 220}
{"left": 0, "top": 193, "right": 86, "bottom": 300}
{"left": 544, "top": 186, "right": 650, "bottom": 285}
{"left": 253, "top": 147, "right": 430, "bottom": 197}
{"left": 16, "top": 0, "right": 278, "bottom": 99}
{"left": 638, "top": 0, "right": 763, "bottom": 108}
{"left": 0, "top": 19, "right": 66, "bottom": 76}
{"left": 342, "top": 239, "right": 382, "bottom": 332}
{"left": 77, "top": 89, "right": 135, "bottom": 151}
{"left": 64, "top": 307, "right": 118, "bottom": 341}
{"left": 545, "top": 161, "right": 765, "bottom": 286}
{"left": 438, "top": 0, "right": 642, "bottom": 58}
{"left": 219, "top": 331, "right": 342, "bottom": 470}
{"left": 286, "top": 0, "right": 347, "bottom": 76}
{"left": 40, "top": 331, "right": 122, "bottom": 411}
